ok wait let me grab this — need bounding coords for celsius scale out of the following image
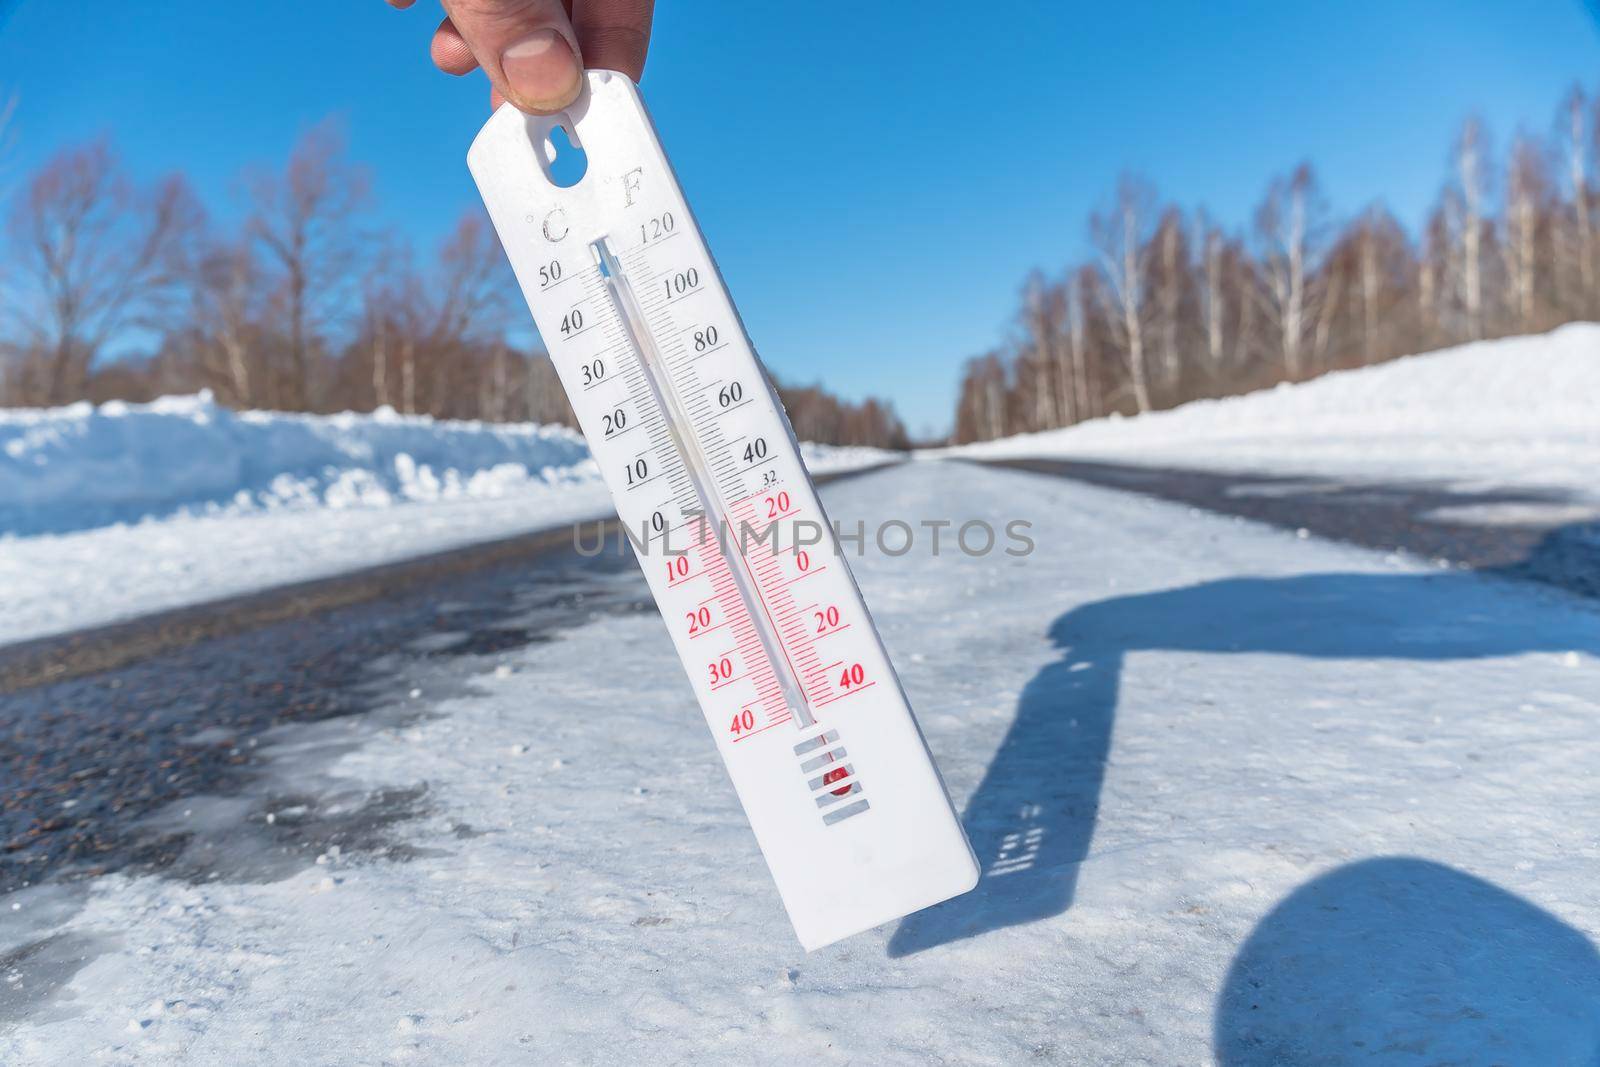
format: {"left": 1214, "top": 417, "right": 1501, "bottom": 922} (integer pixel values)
{"left": 468, "top": 71, "right": 977, "bottom": 950}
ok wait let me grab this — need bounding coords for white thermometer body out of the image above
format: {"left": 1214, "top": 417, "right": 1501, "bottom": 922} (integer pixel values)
{"left": 468, "top": 72, "right": 977, "bottom": 950}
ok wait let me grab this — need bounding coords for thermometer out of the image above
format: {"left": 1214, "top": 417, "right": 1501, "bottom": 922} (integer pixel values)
{"left": 468, "top": 71, "right": 977, "bottom": 950}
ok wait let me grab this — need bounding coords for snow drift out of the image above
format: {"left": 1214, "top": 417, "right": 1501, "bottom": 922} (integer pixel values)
{"left": 0, "top": 394, "right": 897, "bottom": 537}
{"left": 0, "top": 394, "right": 596, "bottom": 537}
{"left": 0, "top": 395, "right": 901, "bottom": 642}
{"left": 946, "top": 323, "right": 1600, "bottom": 498}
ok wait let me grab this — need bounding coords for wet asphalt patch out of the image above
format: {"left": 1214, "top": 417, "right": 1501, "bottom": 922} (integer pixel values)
{"left": 0, "top": 541, "right": 649, "bottom": 895}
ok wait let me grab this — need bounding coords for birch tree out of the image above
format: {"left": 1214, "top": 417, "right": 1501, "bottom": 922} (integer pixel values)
{"left": 1065, "top": 268, "right": 1093, "bottom": 422}
{"left": 1196, "top": 212, "right": 1227, "bottom": 374}
{"left": 1357, "top": 208, "right": 1382, "bottom": 362}
{"left": 953, "top": 352, "right": 1009, "bottom": 443}
{"left": 1558, "top": 86, "right": 1595, "bottom": 314}
{"left": 1254, "top": 163, "right": 1325, "bottom": 381}
{"left": 1502, "top": 133, "right": 1548, "bottom": 332}
{"left": 1452, "top": 117, "right": 1488, "bottom": 339}
{"left": 1019, "top": 271, "right": 1063, "bottom": 429}
{"left": 1091, "top": 174, "right": 1155, "bottom": 413}
{"left": 191, "top": 240, "right": 262, "bottom": 407}
{"left": 1149, "top": 207, "right": 1192, "bottom": 402}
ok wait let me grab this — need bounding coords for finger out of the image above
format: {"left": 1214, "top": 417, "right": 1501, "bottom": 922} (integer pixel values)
{"left": 431, "top": 17, "right": 480, "bottom": 75}
{"left": 573, "top": 0, "right": 654, "bottom": 81}
{"left": 440, "top": 0, "right": 584, "bottom": 114}
{"left": 385, "top": 0, "right": 417, "bottom": 8}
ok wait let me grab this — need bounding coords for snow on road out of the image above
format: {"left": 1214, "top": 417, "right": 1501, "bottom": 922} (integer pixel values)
{"left": 0, "top": 395, "right": 894, "bottom": 645}
{"left": 5, "top": 461, "right": 1599, "bottom": 1064}
{"left": 944, "top": 323, "right": 1600, "bottom": 506}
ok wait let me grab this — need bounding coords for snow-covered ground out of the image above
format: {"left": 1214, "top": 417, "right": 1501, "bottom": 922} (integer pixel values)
{"left": 5, "top": 463, "right": 1599, "bottom": 1063}
{"left": 0, "top": 395, "right": 896, "bottom": 645}
{"left": 943, "top": 323, "right": 1600, "bottom": 504}
{"left": 0, "top": 394, "right": 599, "bottom": 537}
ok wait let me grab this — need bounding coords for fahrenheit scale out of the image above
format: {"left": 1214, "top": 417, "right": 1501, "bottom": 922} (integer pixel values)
{"left": 468, "top": 71, "right": 977, "bottom": 950}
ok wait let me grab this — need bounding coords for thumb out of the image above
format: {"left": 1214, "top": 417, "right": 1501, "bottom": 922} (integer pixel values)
{"left": 440, "top": 0, "right": 584, "bottom": 114}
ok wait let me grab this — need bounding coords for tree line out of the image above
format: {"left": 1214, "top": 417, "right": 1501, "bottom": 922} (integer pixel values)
{"left": 952, "top": 85, "right": 1600, "bottom": 444}
{"left": 0, "top": 120, "right": 909, "bottom": 449}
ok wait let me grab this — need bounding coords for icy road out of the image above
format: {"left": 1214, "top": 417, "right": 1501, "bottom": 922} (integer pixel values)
{"left": 5, "top": 460, "right": 1600, "bottom": 1064}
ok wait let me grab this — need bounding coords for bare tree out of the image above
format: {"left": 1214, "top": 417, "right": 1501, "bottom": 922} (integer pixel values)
{"left": 1195, "top": 211, "right": 1229, "bottom": 375}
{"left": 1418, "top": 203, "right": 1457, "bottom": 347}
{"left": 953, "top": 352, "right": 1009, "bottom": 443}
{"left": 1451, "top": 116, "right": 1489, "bottom": 339}
{"left": 424, "top": 211, "right": 512, "bottom": 416}
{"left": 1502, "top": 132, "right": 1549, "bottom": 332}
{"left": 353, "top": 210, "right": 511, "bottom": 418}
{"left": 0, "top": 127, "right": 908, "bottom": 444}
{"left": 1358, "top": 208, "right": 1383, "bottom": 362}
{"left": 363, "top": 271, "right": 395, "bottom": 412}
{"left": 1038, "top": 275, "right": 1080, "bottom": 428}
{"left": 1327, "top": 205, "right": 1415, "bottom": 366}
{"left": 1091, "top": 174, "right": 1156, "bottom": 413}
{"left": 1254, "top": 162, "right": 1326, "bottom": 381}
{"left": 523, "top": 350, "right": 574, "bottom": 426}
{"left": 1, "top": 140, "right": 199, "bottom": 405}
{"left": 247, "top": 121, "right": 370, "bottom": 410}
{"left": 1019, "top": 271, "right": 1064, "bottom": 429}
{"left": 435, "top": 212, "right": 510, "bottom": 345}
{"left": 1065, "top": 267, "right": 1093, "bottom": 421}
{"left": 188, "top": 239, "right": 265, "bottom": 407}
{"left": 1148, "top": 206, "right": 1192, "bottom": 401}
{"left": 479, "top": 339, "right": 511, "bottom": 422}
{"left": 1557, "top": 86, "right": 1595, "bottom": 315}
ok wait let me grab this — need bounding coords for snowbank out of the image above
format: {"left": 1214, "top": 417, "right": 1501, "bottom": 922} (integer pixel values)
{"left": 0, "top": 394, "right": 597, "bottom": 537}
{"left": 798, "top": 441, "right": 902, "bottom": 475}
{"left": 0, "top": 394, "right": 900, "bottom": 538}
{"left": 0, "top": 395, "right": 899, "bottom": 643}
{"left": 943, "top": 323, "right": 1600, "bottom": 498}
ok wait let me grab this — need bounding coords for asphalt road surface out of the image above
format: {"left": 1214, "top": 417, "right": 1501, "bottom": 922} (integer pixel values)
{"left": 4, "top": 458, "right": 1595, "bottom": 896}
{"left": 978, "top": 458, "right": 1600, "bottom": 598}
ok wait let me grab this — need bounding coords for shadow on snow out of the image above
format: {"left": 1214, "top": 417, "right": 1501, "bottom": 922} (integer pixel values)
{"left": 1213, "top": 856, "right": 1600, "bottom": 1064}
{"left": 889, "top": 569, "right": 1600, "bottom": 982}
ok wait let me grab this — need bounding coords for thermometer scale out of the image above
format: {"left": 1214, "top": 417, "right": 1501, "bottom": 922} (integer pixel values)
{"left": 468, "top": 71, "right": 977, "bottom": 950}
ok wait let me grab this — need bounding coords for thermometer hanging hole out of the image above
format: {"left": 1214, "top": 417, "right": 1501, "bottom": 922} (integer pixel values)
{"left": 539, "top": 121, "right": 588, "bottom": 189}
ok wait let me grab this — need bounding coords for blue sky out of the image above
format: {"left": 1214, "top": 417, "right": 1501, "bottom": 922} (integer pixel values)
{"left": 2, "top": 1, "right": 1597, "bottom": 435}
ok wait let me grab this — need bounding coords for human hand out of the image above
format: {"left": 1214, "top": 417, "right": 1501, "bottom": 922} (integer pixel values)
{"left": 386, "top": 0, "right": 655, "bottom": 114}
